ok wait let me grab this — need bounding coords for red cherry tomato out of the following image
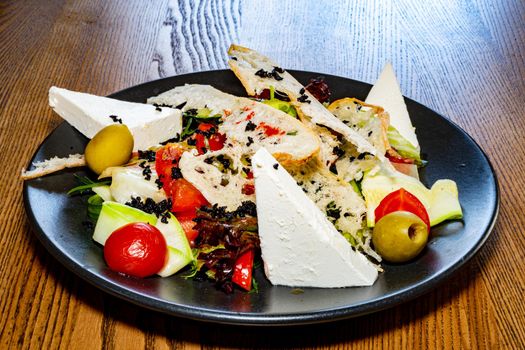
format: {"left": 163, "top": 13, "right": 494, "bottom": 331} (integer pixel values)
{"left": 104, "top": 223, "right": 167, "bottom": 278}
{"left": 232, "top": 249, "right": 254, "bottom": 291}
{"left": 374, "top": 188, "right": 430, "bottom": 232}
{"left": 167, "top": 178, "right": 208, "bottom": 213}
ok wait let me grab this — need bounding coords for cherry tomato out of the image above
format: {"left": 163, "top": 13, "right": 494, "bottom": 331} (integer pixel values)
{"left": 104, "top": 223, "right": 167, "bottom": 278}
{"left": 232, "top": 249, "right": 254, "bottom": 291}
{"left": 167, "top": 178, "right": 208, "bottom": 213}
{"left": 176, "top": 211, "right": 200, "bottom": 246}
{"left": 374, "top": 188, "right": 430, "bottom": 232}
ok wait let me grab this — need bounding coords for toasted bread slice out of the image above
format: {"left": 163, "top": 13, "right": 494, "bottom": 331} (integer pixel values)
{"left": 227, "top": 44, "right": 378, "bottom": 157}
{"left": 147, "top": 84, "right": 320, "bottom": 167}
{"left": 328, "top": 97, "right": 390, "bottom": 154}
{"left": 327, "top": 98, "right": 391, "bottom": 182}
{"left": 21, "top": 154, "right": 85, "bottom": 180}
{"left": 179, "top": 147, "right": 254, "bottom": 211}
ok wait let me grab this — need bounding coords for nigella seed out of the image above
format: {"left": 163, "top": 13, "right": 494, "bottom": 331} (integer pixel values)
{"left": 109, "top": 115, "right": 122, "bottom": 124}
{"left": 245, "top": 120, "right": 257, "bottom": 132}
{"left": 171, "top": 167, "right": 183, "bottom": 179}
{"left": 273, "top": 163, "right": 279, "bottom": 169}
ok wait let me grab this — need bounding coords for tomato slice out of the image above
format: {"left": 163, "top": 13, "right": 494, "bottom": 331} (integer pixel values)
{"left": 176, "top": 211, "right": 200, "bottom": 247}
{"left": 103, "top": 223, "right": 167, "bottom": 278}
{"left": 167, "top": 178, "right": 208, "bottom": 213}
{"left": 195, "top": 133, "right": 207, "bottom": 155}
{"left": 374, "top": 188, "right": 430, "bottom": 231}
{"left": 232, "top": 249, "right": 254, "bottom": 291}
{"left": 155, "top": 144, "right": 184, "bottom": 181}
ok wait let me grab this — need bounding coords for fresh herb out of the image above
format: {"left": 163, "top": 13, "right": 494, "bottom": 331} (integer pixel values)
{"left": 286, "top": 130, "right": 298, "bottom": 136}
{"left": 67, "top": 175, "right": 110, "bottom": 196}
{"left": 181, "top": 109, "right": 222, "bottom": 140}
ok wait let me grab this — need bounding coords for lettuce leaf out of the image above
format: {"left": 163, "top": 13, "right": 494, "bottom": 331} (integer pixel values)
{"left": 387, "top": 126, "right": 421, "bottom": 163}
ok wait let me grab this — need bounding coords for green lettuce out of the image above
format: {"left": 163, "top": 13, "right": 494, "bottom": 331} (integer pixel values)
{"left": 387, "top": 126, "right": 421, "bottom": 163}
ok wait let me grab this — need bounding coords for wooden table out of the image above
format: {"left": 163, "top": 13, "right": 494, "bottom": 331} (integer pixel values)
{"left": 1, "top": 0, "right": 524, "bottom": 348}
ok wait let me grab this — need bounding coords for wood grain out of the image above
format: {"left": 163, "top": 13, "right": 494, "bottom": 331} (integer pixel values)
{"left": 1, "top": 0, "right": 524, "bottom": 348}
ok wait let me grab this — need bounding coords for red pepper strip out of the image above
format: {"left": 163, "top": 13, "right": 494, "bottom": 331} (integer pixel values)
{"left": 232, "top": 249, "right": 254, "bottom": 291}
{"left": 386, "top": 152, "right": 414, "bottom": 164}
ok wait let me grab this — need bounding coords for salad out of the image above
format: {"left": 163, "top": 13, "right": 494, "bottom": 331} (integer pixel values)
{"left": 22, "top": 45, "right": 462, "bottom": 293}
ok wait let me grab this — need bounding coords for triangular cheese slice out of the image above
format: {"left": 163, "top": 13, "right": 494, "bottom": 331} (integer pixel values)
{"left": 252, "top": 148, "right": 378, "bottom": 287}
{"left": 365, "top": 63, "right": 419, "bottom": 149}
{"left": 49, "top": 87, "right": 182, "bottom": 151}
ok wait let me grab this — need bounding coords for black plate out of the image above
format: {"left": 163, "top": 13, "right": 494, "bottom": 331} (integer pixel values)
{"left": 23, "top": 70, "right": 499, "bottom": 326}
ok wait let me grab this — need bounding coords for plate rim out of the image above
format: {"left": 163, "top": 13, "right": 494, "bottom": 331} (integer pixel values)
{"left": 23, "top": 69, "right": 500, "bottom": 326}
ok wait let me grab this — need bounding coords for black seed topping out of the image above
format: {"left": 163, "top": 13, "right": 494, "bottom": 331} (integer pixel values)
{"left": 142, "top": 165, "right": 152, "bottom": 180}
{"left": 273, "top": 163, "right": 279, "bottom": 169}
{"left": 160, "top": 133, "right": 181, "bottom": 145}
{"left": 175, "top": 101, "right": 187, "bottom": 109}
{"left": 245, "top": 120, "right": 257, "bottom": 132}
{"left": 138, "top": 150, "right": 156, "bottom": 162}
{"left": 171, "top": 167, "right": 182, "bottom": 180}
{"left": 108, "top": 115, "right": 122, "bottom": 124}
{"left": 329, "top": 163, "right": 338, "bottom": 175}
{"left": 155, "top": 178, "right": 163, "bottom": 189}
{"left": 246, "top": 136, "right": 254, "bottom": 147}
{"left": 126, "top": 196, "right": 172, "bottom": 223}
{"left": 297, "top": 94, "right": 311, "bottom": 103}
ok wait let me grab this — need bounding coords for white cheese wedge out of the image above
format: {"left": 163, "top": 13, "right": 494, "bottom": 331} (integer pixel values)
{"left": 365, "top": 63, "right": 419, "bottom": 150}
{"left": 49, "top": 86, "right": 182, "bottom": 151}
{"left": 252, "top": 148, "right": 378, "bottom": 288}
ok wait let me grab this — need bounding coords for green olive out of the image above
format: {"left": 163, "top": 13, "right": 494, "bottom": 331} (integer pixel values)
{"left": 85, "top": 124, "right": 134, "bottom": 174}
{"left": 372, "top": 211, "right": 429, "bottom": 263}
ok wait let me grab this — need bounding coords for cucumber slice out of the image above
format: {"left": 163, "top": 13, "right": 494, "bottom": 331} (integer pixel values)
{"left": 155, "top": 213, "right": 193, "bottom": 277}
{"left": 362, "top": 170, "right": 462, "bottom": 227}
{"left": 92, "top": 201, "right": 157, "bottom": 245}
{"left": 157, "top": 247, "right": 193, "bottom": 277}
